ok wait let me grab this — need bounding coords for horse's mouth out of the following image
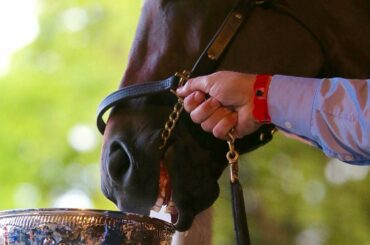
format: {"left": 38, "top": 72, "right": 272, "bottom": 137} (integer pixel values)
{"left": 151, "top": 159, "right": 178, "bottom": 224}
{"left": 151, "top": 144, "right": 195, "bottom": 230}
{"left": 151, "top": 144, "right": 178, "bottom": 220}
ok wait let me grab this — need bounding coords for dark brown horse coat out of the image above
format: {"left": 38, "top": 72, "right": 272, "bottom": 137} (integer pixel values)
{"left": 100, "top": 0, "right": 370, "bottom": 231}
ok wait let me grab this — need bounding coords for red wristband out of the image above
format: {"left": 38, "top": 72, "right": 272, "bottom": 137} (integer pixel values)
{"left": 252, "top": 74, "right": 272, "bottom": 123}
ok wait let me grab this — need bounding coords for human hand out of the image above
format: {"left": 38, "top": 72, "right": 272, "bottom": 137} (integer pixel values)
{"left": 176, "top": 71, "right": 263, "bottom": 140}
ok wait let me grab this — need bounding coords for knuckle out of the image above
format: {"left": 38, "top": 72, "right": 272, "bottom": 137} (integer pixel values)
{"left": 201, "top": 77, "right": 213, "bottom": 92}
{"left": 203, "top": 99, "right": 215, "bottom": 111}
{"left": 188, "top": 78, "right": 199, "bottom": 91}
{"left": 218, "top": 107, "right": 230, "bottom": 116}
{"left": 186, "top": 79, "right": 193, "bottom": 89}
{"left": 183, "top": 93, "right": 202, "bottom": 112}
{"left": 194, "top": 91, "right": 206, "bottom": 103}
{"left": 183, "top": 97, "right": 193, "bottom": 112}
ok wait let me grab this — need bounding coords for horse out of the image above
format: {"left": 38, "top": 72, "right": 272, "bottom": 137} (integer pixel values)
{"left": 97, "top": 0, "right": 370, "bottom": 241}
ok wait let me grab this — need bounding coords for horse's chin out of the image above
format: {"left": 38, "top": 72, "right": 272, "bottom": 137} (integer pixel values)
{"left": 150, "top": 190, "right": 195, "bottom": 231}
{"left": 173, "top": 205, "right": 195, "bottom": 231}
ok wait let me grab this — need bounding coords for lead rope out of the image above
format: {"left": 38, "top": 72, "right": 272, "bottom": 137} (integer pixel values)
{"left": 227, "top": 132, "right": 251, "bottom": 245}
{"left": 160, "top": 71, "right": 251, "bottom": 245}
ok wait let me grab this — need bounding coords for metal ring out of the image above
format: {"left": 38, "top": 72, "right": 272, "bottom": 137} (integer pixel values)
{"left": 226, "top": 151, "right": 239, "bottom": 163}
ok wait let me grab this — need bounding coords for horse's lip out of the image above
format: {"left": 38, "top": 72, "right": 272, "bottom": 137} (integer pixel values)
{"left": 151, "top": 144, "right": 178, "bottom": 221}
{"left": 173, "top": 206, "right": 194, "bottom": 231}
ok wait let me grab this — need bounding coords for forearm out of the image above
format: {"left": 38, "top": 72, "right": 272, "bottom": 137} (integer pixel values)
{"left": 268, "top": 75, "right": 370, "bottom": 165}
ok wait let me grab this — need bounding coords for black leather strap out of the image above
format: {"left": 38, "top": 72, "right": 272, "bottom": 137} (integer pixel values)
{"left": 96, "top": 76, "right": 179, "bottom": 134}
{"left": 191, "top": 0, "right": 256, "bottom": 76}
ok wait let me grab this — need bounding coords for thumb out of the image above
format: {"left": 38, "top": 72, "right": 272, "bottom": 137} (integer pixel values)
{"left": 176, "top": 76, "right": 211, "bottom": 97}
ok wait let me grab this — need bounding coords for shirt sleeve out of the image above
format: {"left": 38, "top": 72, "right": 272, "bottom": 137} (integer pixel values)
{"left": 268, "top": 75, "right": 370, "bottom": 165}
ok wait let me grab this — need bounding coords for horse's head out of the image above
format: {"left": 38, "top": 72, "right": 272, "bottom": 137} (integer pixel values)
{"left": 100, "top": 0, "right": 325, "bottom": 231}
{"left": 100, "top": 0, "right": 239, "bottom": 231}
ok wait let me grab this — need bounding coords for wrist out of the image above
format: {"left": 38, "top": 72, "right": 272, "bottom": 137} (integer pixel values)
{"left": 252, "top": 74, "right": 272, "bottom": 123}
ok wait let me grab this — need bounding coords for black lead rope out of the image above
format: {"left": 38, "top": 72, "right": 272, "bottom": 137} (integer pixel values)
{"left": 232, "top": 181, "right": 251, "bottom": 244}
{"left": 227, "top": 133, "right": 251, "bottom": 245}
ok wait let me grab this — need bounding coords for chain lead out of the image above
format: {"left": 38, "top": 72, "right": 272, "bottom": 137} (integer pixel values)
{"left": 159, "top": 70, "right": 190, "bottom": 149}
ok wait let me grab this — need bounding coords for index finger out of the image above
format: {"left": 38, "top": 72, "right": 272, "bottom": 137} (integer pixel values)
{"left": 176, "top": 76, "right": 212, "bottom": 97}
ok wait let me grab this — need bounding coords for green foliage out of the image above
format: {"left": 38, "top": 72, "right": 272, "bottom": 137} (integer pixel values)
{"left": 0, "top": 1, "right": 368, "bottom": 245}
{"left": 214, "top": 135, "right": 370, "bottom": 244}
{"left": 0, "top": 0, "right": 141, "bottom": 210}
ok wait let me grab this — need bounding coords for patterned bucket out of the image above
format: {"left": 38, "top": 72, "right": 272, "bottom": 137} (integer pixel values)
{"left": 0, "top": 208, "right": 174, "bottom": 245}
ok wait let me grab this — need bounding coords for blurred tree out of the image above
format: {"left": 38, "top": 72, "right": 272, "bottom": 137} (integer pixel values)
{"left": 0, "top": 0, "right": 142, "bottom": 210}
{"left": 214, "top": 136, "right": 369, "bottom": 245}
{"left": 0, "top": 1, "right": 368, "bottom": 245}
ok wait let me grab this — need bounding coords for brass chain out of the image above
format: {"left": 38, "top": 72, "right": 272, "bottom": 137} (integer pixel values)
{"left": 226, "top": 132, "right": 240, "bottom": 183}
{"left": 159, "top": 70, "right": 191, "bottom": 149}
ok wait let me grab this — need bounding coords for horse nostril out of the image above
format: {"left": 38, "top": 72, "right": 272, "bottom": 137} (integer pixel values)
{"left": 107, "top": 141, "right": 132, "bottom": 183}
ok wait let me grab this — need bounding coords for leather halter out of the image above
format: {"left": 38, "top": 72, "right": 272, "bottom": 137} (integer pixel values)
{"left": 97, "top": 76, "right": 180, "bottom": 134}
{"left": 97, "top": 0, "right": 274, "bottom": 244}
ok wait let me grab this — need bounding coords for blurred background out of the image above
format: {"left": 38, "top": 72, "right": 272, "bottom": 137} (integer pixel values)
{"left": 0, "top": 0, "right": 368, "bottom": 244}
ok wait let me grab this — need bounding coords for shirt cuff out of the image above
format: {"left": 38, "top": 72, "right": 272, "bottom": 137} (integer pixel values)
{"left": 268, "top": 75, "right": 321, "bottom": 140}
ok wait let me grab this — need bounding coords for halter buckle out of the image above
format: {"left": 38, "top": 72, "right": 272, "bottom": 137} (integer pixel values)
{"left": 175, "top": 70, "right": 191, "bottom": 87}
